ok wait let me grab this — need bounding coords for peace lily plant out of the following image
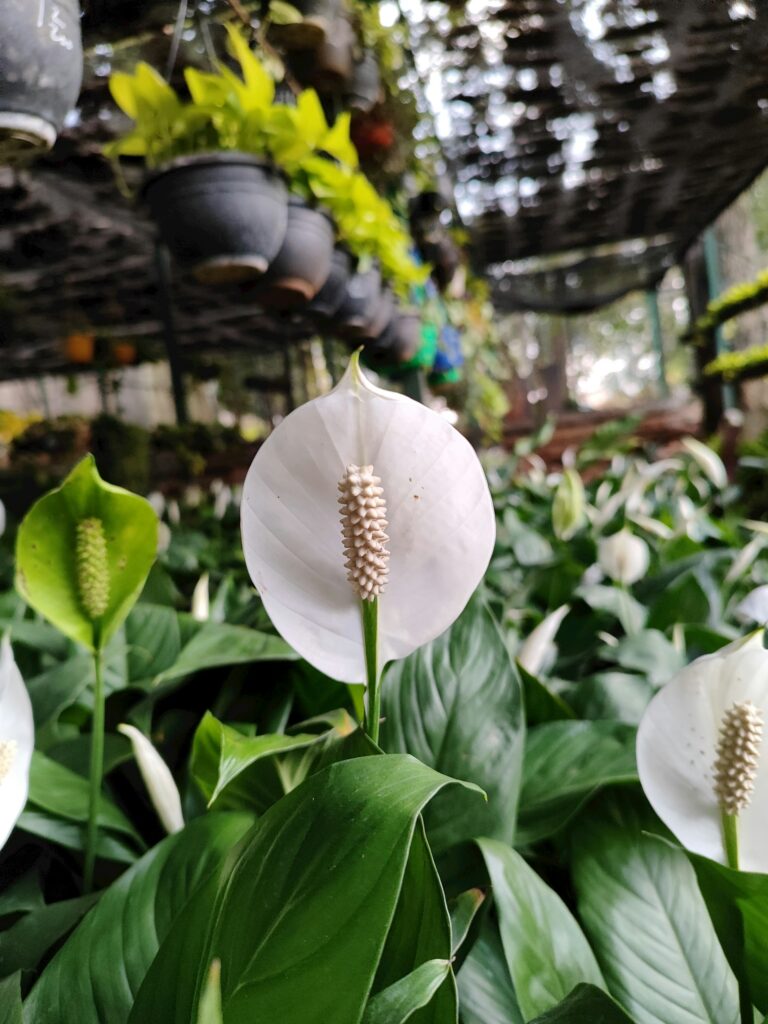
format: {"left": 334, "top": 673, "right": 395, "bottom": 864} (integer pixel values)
{"left": 240, "top": 351, "right": 495, "bottom": 739}
{"left": 0, "top": 637, "right": 33, "bottom": 850}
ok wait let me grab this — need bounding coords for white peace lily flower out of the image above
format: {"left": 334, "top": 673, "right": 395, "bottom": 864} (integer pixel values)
{"left": 517, "top": 604, "right": 570, "bottom": 676}
{"left": 167, "top": 499, "right": 181, "bottom": 525}
{"left": 598, "top": 528, "right": 649, "bottom": 586}
{"left": 184, "top": 485, "right": 203, "bottom": 509}
{"left": 214, "top": 486, "right": 232, "bottom": 521}
{"left": 0, "top": 637, "right": 34, "bottom": 850}
{"left": 745, "top": 519, "right": 768, "bottom": 537}
{"left": 681, "top": 437, "right": 728, "bottom": 489}
{"left": 156, "top": 521, "right": 172, "bottom": 554}
{"left": 117, "top": 724, "right": 184, "bottom": 835}
{"left": 637, "top": 633, "right": 768, "bottom": 870}
{"left": 240, "top": 352, "right": 495, "bottom": 683}
{"left": 736, "top": 585, "right": 768, "bottom": 625}
{"left": 725, "top": 535, "right": 765, "bottom": 585}
{"left": 191, "top": 573, "right": 210, "bottom": 622}
{"left": 0, "top": 498, "right": 6, "bottom": 538}
{"left": 147, "top": 491, "right": 166, "bottom": 518}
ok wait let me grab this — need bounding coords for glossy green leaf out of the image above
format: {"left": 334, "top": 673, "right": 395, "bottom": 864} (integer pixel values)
{"left": 132, "top": 755, "right": 470, "bottom": 1024}
{"left": 457, "top": 918, "right": 524, "bottom": 1024}
{"left": 23, "top": 813, "right": 252, "bottom": 1024}
{"left": 0, "top": 974, "right": 22, "bottom": 1024}
{"left": 362, "top": 961, "right": 452, "bottom": 1024}
{"left": 16, "top": 809, "right": 138, "bottom": 864}
{"left": 0, "top": 894, "right": 97, "bottom": 977}
{"left": 528, "top": 985, "right": 635, "bottom": 1023}
{"left": 517, "top": 662, "right": 576, "bottom": 726}
{"left": 690, "top": 851, "right": 768, "bottom": 1015}
{"left": 381, "top": 594, "right": 524, "bottom": 852}
{"left": 16, "top": 455, "right": 157, "bottom": 651}
{"left": 517, "top": 721, "right": 637, "bottom": 844}
{"left": 450, "top": 888, "right": 486, "bottom": 957}
{"left": 576, "top": 584, "right": 647, "bottom": 635}
{"left": 571, "top": 799, "right": 739, "bottom": 1024}
{"left": 478, "top": 838, "right": 605, "bottom": 1020}
{"left": 124, "top": 603, "right": 181, "bottom": 684}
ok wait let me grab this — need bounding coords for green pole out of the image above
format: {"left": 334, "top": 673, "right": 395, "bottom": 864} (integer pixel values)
{"left": 703, "top": 228, "right": 735, "bottom": 409}
{"left": 645, "top": 289, "right": 669, "bottom": 396}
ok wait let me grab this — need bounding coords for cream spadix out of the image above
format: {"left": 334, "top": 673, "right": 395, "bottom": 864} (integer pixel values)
{"left": 637, "top": 633, "right": 768, "bottom": 870}
{"left": 240, "top": 353, "right": 495, "bottom": 682}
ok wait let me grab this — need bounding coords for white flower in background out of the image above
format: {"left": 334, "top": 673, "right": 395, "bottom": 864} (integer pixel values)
{"left": 0, "top": 637, "right": 34, "bottom": 850}
{"left": 156, "top": 521, "right": 172, "bottom": 554}
{"left": 117, "top": 724, "right": 184, "bottom": 835}
{"left": 517, "top": 605, "right": 570, "bottom": 676}
{"left": 637, "top": 634, "right": 768, "bottom": 870}
{"left": 210, "top": 479, "right": 225, "bottom": 497}
{"left": 147, "top": 491, "right": 165, "bottom": 518}
{"left": 214, "top": 486, "right": 232, "bottom": 521}
{"left": 191, "top": 573, "right": 210, "bottom": 622}
{"left": 630, "top": 514, "right": 673, "bottom": 541}
{"left": 240, "top": 353, "right": 495, "bottom": 683}
{"left": 184, "top": 485, "right": 203, "bottom": 509}
{"left": 598, "top": 528, "right": 649, "bottom": 586}
{"left": 725, "top": 536, "right": 765, "bottom": 585}
{"left": 0, "top": 498, "right": 5, "bottom": 538}
{"left": 682, "top": 437, "right": 728, "bottom": 490}
{"left": 167, "top": 499, "right": 181, "bottom": 525}
{"left": 736, "top": 585, "right": 768, "bottom": 625}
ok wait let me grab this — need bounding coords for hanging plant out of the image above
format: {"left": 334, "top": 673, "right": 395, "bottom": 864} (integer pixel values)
{"left": 0, "top": 0, "right": 83, "bottom": 159}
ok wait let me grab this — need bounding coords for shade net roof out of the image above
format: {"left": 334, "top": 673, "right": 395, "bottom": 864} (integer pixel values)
{"left": 407, "top": 0, "right": 768, "bottom": 311}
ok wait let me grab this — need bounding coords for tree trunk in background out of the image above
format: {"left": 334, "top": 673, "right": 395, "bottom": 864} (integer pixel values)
{"left": 715, "top": 188, "right": 768, "bottom": 438}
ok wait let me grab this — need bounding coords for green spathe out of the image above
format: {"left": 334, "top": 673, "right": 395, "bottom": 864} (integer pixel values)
{"left": 15, "top": 455, "right": 158, "bottom": 651}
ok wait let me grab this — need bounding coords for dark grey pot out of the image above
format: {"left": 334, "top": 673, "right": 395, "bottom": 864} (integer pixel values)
{"left": 256, "top": 197, "right": 335, "bottom": 308}
{"left": 143, "top": 153, "right": 288, "bottom": 285}
{"left": 335, "top": 265, "right": 383, "bottom": 336}
{"left": 0, "top": 0, "right": 83, "bottom": 158}
{"left": 307, "top": 246, "right": 353, "bottom": 320}
{"left": 345, "top": 51, "right": 381, "bottom": 113}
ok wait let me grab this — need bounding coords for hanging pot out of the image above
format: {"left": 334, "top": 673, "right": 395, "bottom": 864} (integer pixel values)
{"left": 306, "top": 246, "right": 353, "bottom": 320}
{"left": 0, "top": 0, "right": 83, "bottom": 159}
{"left": 290, "top": 17, "right": 355, "bottom": 91}
{"left": 345, "top": 51, "right": 381, "bottom": 113}
{"left": 143, "top": 153, "right": 288, "bottom": 285}
{"left": 335, "top": 265, "right": 383, "bottom": 337}
{"left": 363, "top": 310, "right": 422, "bottom": 369}
{"left": 255, "top": 197, "right": 335, "bottom": 308}
{"left": 358, "top": 287, "right": 396, "bottom": 342}
{"left": 268, "top": 0, "right": 341, "bottom": 51}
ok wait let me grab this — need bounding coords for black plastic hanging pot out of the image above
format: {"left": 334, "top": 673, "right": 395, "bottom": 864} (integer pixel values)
{"left": 255, "top": 197, "right": 335, "bottom": 309}
{"left": 358, "top": 287, "right": 396, "bottom": 342}
{"left": 0, "top": 0, "right": 83, "bottom": 160}
{"left": 345, "top": 51, "right": 381, "bottom": 113}
{"left": 335, "top": 265, "right": 383, "bottom": 337}
{"left": 268, "top": 0, "right": 342, "bottom": 50}
{"left": 363, "top": 309, "right": 422, "bottom": 369}
{"left": 306, "top": 246, "right": 353, "bottom": 320}
{"left": 143, "top": 153, "right": 288, "bottom": 285}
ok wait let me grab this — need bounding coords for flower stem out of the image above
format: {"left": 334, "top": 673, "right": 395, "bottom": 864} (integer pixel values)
{"left": 362, "top": 598, "right": 380, "bottom": 744}
{"left": 721, "top": 811, "right": 754, "bottom": 1024}
{"left": 84, "top": 648, "right": 105, "bottom": 893}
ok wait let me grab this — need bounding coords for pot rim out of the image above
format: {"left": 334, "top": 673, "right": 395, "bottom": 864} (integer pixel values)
{"left": 142, "top": 152, "right": 286, "bottom": 194}
{"left": 0, "top": 112, "right": 56, "bottom": 150}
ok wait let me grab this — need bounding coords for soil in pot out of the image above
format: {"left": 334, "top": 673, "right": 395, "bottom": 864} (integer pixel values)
{"left": 0, "top": 0, "right": 83, "bottom": 159}
{"left": 289, "top": 16, "right": 355, "bottom": 90}
{"left": 345, "top": 51, "right": 381, "bottom": 113}
{"left": 143, "top": 154, "right": 288, "bottom": 285}
{"left": 255, "top": 198, "right": 335, "bottom": 309}
{"left": 334, "top": 266, "right": 383, "bottom": 338}
{"left": 268, "top": 0, "right": 341, "bottom": 50}
{"left": 306, "top": 246, "right": 353, "bottom": 320}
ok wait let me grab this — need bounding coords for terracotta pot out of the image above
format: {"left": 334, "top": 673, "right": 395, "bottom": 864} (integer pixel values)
{"left": 255, "top": 198, "right": 335, "bottom": 309}
{"left": 0, "top": 0, "right": 83, "bottom": 159}
{"left": 143, "top": 153, "right": 288, "bottom": 285}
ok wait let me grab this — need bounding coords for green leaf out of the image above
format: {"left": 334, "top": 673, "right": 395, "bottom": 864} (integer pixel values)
{"left": 132, "top": 755, "right": 467, "bottom": 1024}
{"left": 610, "top": 630, "right": 685, "bottom": 688}
{"left": 0, "top": 894, "right": 97, "bottom": 977}
{"left": 571, "top": 798, "right": 740, "bottom": 1024}
{"left": 0, "top": 974, "right": 22, "bottom": 1024}
{"left": 689, "top": 851, "right": 768, "bottom": 1015}
{"left": 125, "top": 603, "right": 181, "bottom": 683}
{"left": 23, "top": 813, "right": 252, "bottom": 1024}
{"left": 362, "top": 961, "right": 452, "bottom": 1024}
{"left": 381, "top": 595, "right": 524, "bottom": 852}
{"left": 576, "top": 584, "right": 647, "bottom": 635}
{"left": 517, "top": 721, "right": 638, "bottom": 844}
{"left": 528, "top": 985, "right": 636, "bottom": 1023}
{"left": 26, "top": 653, "right": 94, "bottom": 731}
{"left": 268, "top": 0, "right": 303, "bottom": 24}
{"left": 16, "top": 455, "right": 157, "bottom": 651}
{"left": 457, "top": 918, "right": 524, "bottom": 1024}
{"left": 517, "top": 662, "right": 576, "bottom": 725}
{"left": 478, "top": 838, "right": 605, "bottom": 1020}
{"left": 450, "top": 889, "right": 486, "bottom": 957}
{"left": 16, "top": 809, "right": 138, "bottom": 864}
{"left": 190, "top": 710, "right": 325, "bottom": 810}
{"left": 152, "top": 620, "right": 296, "bottom": 688}
{"left": 647, "top": 571, "right": 710, "bottom": 631}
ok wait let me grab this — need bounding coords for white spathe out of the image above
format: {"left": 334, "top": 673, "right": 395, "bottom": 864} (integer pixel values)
{"left": 0, "top": 498, "right": 6, "bottom": 539}
{"left": 240, "top": 354, "right": 496, "bottom": 683}
{"left": 598, "top": 528, "right": 649, "bottom": 586}
{"left": 517, "top": 604, "right": 570, "bottom": 676}
{"left": 191, "top": 573, "right": 210, "bottom": 622}
{"left": 637, "top": 633, "right": 768, "bottom": 870}
{"left": 681, "top": 437, "right": 728, "bottom": 490}
{"left": 736, "top": 585, "right": 768, "bottom": 625}
{"left": 117, "top": 724, "right": 184, "bottom": 834}
{"left": 0, "top": 637, "right": 34, "bottom": 850}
